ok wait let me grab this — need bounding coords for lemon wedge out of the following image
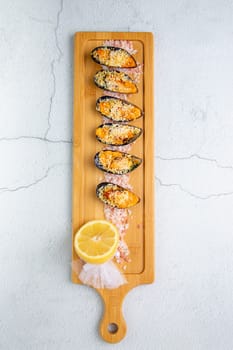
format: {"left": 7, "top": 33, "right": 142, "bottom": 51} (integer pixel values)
{"left": 74, "top": 220, "right": 119, "bottom": 264}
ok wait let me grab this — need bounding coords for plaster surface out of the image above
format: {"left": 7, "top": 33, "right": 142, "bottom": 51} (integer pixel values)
{"left": 1, "top": 0, "right": 233, "bottom": 349}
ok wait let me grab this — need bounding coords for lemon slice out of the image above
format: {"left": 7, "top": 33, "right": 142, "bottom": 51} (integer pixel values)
{"left": 74, "top": 220, "right": 119, "bottom": 264}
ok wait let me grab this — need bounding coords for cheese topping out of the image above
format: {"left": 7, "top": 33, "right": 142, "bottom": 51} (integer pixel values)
{"left": 94, "top": 70, "right": 138, "bottom": 94}
{"left": 96, "top": 124, "right": 141, "bottom": 145}
{"left": 96, "top": 97, "right": 142, "bottom": 122}
{"left": 97, "top": 183, "right": 139, "bottom": 209}
{"left": 96, "top": 150, "right": 141, "bottom": 175}
{"left": 92, "top": 46, "right": 136, "bottom": 68}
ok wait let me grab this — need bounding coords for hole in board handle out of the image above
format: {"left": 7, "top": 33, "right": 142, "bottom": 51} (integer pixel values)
{"left": 108, "top": 323, "right": 118, "bottom": 334}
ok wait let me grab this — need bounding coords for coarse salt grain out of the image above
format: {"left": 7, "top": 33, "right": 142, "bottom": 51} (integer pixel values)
{"left": 103, "top": 40, "right": 137, "bottom": 55}
{"left": 99, "top": 39, "right": 143, "bottom": 264}
{"left": 102, "top": 91, "right": 129, "bottom": 101}
{"left": 106, "top": 144, "right": 132, "bottom": 153}
{"left": 104, "top": 173, "right": 132, "bottom": 189}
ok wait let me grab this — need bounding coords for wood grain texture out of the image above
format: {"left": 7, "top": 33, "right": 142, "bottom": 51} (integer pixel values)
{"left": 72, "top": 32, "right": 154, "bottom": 343}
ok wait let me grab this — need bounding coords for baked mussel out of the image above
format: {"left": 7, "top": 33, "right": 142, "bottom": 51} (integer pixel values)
{"left": 96, "top": 96, "right": 142, "bottom": 122}
{"left": 96, "top": 123, "right": 142, "bottom": 146}
{"left": 91, "top": 46, "right": 137, "bottom": 68}
{"left": 94, "top": 150, "right": 142, "bottom": 175}
{"left": 96, "top": 182, "right": 140, "bottom": 209}
{"left": 94, "top": 70, "right": 138, "bottom": 94}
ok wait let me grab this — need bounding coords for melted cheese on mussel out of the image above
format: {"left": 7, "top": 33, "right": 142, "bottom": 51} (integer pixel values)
{"left": 96, "top": 124, "right": 141, "bottom": 145}
{"left": 96, "top": 97, "right": 142, "bottom": 122}
{"left": 96, "top": 183, "right": 140, "bottom": 209}
{"left": 91, "top": 46, "right": 137, "bottom": 68}
{"left": 95, "top": 150, "right": 141, "bottom": 175}
{"left": 94, "top": 70, "right": 138, "bottom": 94}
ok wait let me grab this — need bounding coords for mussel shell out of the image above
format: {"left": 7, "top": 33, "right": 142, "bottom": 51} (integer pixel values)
{"left": 96, "top": 96, "right": 142, "bottom": 122}
{"left": 94, "top": 70, "right": 138, "bottom": 94}
{"left": 96, "top": 182, "right": 140, "bottom": 209}
{"left": 96, "top": 123, "right": 142, "bottom": 146}
{"left": 94, "top": 150, "right": 142, "bottom": 175}
{"left": 91, "top": 46, "right": 137, "bottom": 68}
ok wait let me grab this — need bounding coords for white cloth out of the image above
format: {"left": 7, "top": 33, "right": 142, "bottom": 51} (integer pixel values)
{"left": 79, "top": 261, "right": 127, "bottom": 289}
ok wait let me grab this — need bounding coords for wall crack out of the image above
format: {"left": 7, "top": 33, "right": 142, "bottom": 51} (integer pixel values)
{"left": 156, "top": 176, "right": 233, "bottom": 200}
{"left": 44, "top": 0, "right": 64, "bottom": 139}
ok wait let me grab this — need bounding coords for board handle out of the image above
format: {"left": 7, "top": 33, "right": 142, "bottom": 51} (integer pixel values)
{"left": 99, "top": 291, "right": 127, "bottom": 343}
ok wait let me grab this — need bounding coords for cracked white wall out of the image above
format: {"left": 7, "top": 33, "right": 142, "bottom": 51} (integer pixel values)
{"left": 156, "top": 155, "right": 233, "bottom": 199}
{"left": 1, "top": 0, "right": 233, "bottom": 349}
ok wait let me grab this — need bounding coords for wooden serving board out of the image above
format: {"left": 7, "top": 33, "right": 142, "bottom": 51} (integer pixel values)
{"left": 72, "top": 32, "right": 154, "bottom": 343}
